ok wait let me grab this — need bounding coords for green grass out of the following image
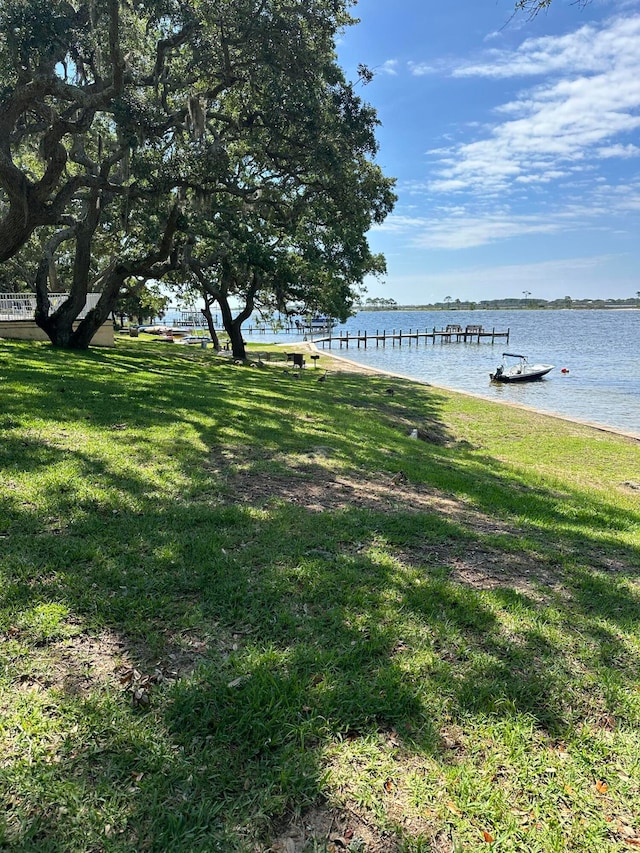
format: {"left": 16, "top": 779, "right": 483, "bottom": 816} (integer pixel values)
{"left": 0, "top": 337, "right": 639, "bottom": 852}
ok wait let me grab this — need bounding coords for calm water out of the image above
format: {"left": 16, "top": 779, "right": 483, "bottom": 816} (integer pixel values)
{"left": 243, "top": 309, "right": 640, "bottom": 437}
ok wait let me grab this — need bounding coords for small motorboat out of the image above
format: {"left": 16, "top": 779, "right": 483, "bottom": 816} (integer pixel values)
{"left": 490, "top": 352, "right": 554, "bottom": 383}
{"left": 294, "top": 315, "right": 335, "bottom": 332}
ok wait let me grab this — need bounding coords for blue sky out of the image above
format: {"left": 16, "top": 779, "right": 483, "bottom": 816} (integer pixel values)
{"left": 337, "top": 0, "right": 640, "bottom": 304}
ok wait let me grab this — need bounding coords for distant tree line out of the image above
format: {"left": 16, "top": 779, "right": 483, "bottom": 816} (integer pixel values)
{"left": 362, "top": 296, "right": 640, "bottom": 311}
{"left": 355, "top": 303, "right": 398, "bottom": 311}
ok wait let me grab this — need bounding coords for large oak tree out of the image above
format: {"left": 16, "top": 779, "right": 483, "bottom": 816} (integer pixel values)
{"left": 1, "top": 0, "right": 393, "bottom": 348}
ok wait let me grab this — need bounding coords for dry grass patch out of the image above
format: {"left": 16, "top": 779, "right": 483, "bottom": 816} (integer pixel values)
{"left": 208, "top": 448, "right": 564, "bottom": 596}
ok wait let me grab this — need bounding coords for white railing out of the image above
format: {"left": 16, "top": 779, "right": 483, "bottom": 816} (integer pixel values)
{"left": 0, "top": 293, "right": 102, "bottom": 321}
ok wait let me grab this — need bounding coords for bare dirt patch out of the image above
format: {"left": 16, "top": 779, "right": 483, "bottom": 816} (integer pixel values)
{"left": 44, "top": 629, "right": 133, "bottom": 696}
{"left": 266, "top": 729, "right": 456, "bottom": 852}
{"left": 209, "top": 446, "right": 558, "bottom": 594}
{"left": 161, "top": 623, "right": 257, "bottom": 678}
{"left": 266, "top": 804, "right": 398, "bottom": 853}
{"left": 31, "top": 626, "right": 217, "bottom": 699}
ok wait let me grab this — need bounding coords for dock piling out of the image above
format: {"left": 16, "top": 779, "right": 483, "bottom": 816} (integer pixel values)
{"left": 312, "top": 325, "right": 510, "bottom": 348}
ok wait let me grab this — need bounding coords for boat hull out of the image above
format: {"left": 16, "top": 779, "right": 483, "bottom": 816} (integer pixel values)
{"left": 491, "top": 365, "right": 553, "bottom": 382}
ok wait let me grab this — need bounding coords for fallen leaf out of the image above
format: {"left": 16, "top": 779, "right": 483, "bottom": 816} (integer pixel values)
{"left": 482, "top": 830, "right": 495, "bottom": 843}
{"left": 119, "top": 669, "right": 135, "bottom": 686}
{"left": 132, "top": 687, "right": 150, "bottom": 707}
{"left": 599, "top": 714, "right": 616, "bottom": 731}
{"left": 151, "top": 668, "right": 164, "bottom": 684}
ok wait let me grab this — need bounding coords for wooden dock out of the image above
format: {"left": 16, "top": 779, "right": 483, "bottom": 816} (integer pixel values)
{"left": 313, "top": 324, "right": 510, "bottom": 348}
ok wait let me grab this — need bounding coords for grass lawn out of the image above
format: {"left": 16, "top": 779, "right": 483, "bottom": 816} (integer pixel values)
{"left": 0, "top": 337, "right": 639, "bottom": 853}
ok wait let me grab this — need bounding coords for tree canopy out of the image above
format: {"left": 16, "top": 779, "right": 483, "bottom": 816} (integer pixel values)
{"left": 0, "top": 0, "right": 395, "bottom": 348}
{"left": 179, "top": 77, "right": 395, "bottom": 357}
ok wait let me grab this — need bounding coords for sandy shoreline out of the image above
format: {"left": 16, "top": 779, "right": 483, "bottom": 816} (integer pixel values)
{"left": 301, "top": 342, "right": 640, "bottom": 443}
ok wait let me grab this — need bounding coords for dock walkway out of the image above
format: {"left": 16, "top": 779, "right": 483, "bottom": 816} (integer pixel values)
{"left": 313, "top": 324, "right": 509, "bottom": 348}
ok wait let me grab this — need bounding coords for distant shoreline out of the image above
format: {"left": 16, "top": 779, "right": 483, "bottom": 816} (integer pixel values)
{"left": 355, "top": 303, "right": 640, "bottom": 312}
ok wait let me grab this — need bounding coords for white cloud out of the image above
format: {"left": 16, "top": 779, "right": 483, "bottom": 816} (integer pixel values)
{"left": 425, "top": 255, "right": 619, "bottom": 286}
{"left": 410, "top": 214, "right": 561, "bottom": 250}
{"left": 425, "top": 14, "right": 640, "bottom": 197}
{"left": 380, "top": 59, "right": 399, "bottom": 75}
{"left": 373, "top": 180, "right": 640, "bottom": 249}
{"left": 453, "top": 16, "right": 640, "bottom": 79}
{"left": 409, "top": 61, "right": 437, "bottom": 76}
{"left": 372, "top": 214, "right": 431, "bottom": 233}
{"left": 515, "top": 170, "right": 567, "bottom": 184}
{"left": 373, "top": 210, "right": 562, "bottom": 249}
{"left": 597, "top": 143, "right": 640, "bottom": 157}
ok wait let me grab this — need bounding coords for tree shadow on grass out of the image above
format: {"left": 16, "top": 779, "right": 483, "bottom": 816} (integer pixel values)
{"left": 1, "top": 340, "right": 640, "bottom": 850}
{"left": 3, "top": 490, "right": 639, "bottom": 849}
